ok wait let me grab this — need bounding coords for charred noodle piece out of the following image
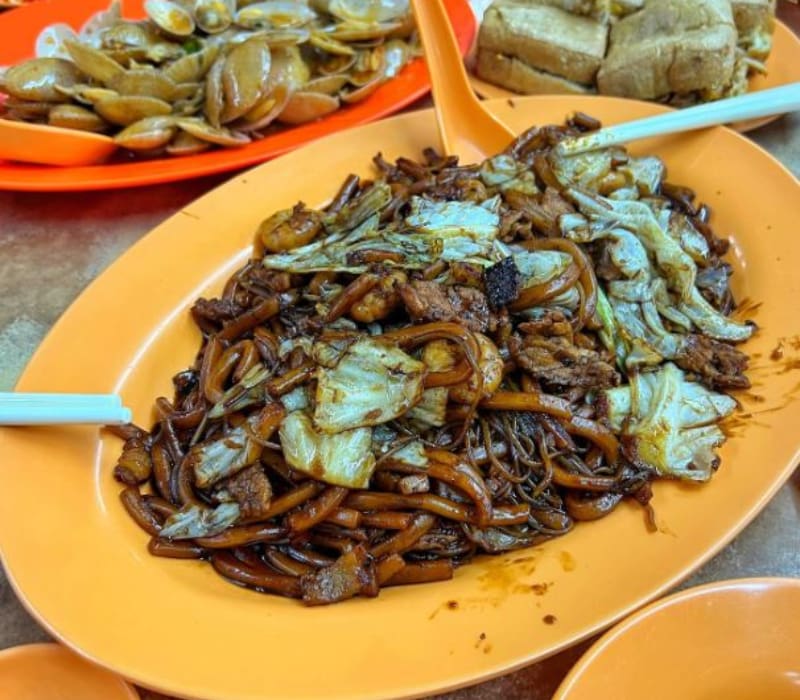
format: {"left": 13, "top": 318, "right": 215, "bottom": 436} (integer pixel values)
{"left": 211, "top": 552, "right": 303, "bottom": 598}
{"left": 370, "top": 513, "right": 437, "bottom": 558}
{"left": 426, "top": 449, "right": 494, "bottom": 528}
{"left": 260, "top": 481, "right": 324, "bottom": 520}
{"left": 120, "top": 487, "right": 161, "bottom": 537}
{"left": 324, "top": 273, "right": 379, "bottom": 323}
{"left": 143, "top": 495, "right": 178, "bottom": 521}
{"left": 510, "top": 261, "right": 581, "bottom": 312}
{"left": 480, "top": 390, "right": 572, "bottom": 420}
{"left": 520, "top": 238, "right": 599, "bottom": 329}
{"left": 148, "top": 538, "right": 206, "bottom": 560}
{"left": 564, "top": 491, "right": 623, "bottom": 521}
{"left": 552, "top": 465, "right": 619, "bottom": 492}
{"left": 325, "top": 508, "right": 362, "bottom": 529}
{"left": 204, "top": 340, "right": 260, "bottom": 403}
{"left": 266, "top": 363, "right": 315, "bottom": 397}
{"left": 194, "top": 523, "right": 286, "bottom": 549}
{"left": 560, "top": 415, "right": 620, "bottom": 465}
{"left": 346, "top": 492, "right": 473, "bottom": 522}
{"left": 375, "top": 554, "right": 407, "bottom": 584}
{"left": 360, "top": 511, "right": 416, "bottom": 530}
{"left": 287, "top": 486, "right": 349, "bottom": 532}
{"left": 264, "top": 550, "right": 315, "bottom": 577}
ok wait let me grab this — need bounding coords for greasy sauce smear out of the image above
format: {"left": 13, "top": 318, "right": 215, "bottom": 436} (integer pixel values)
{"left": 721, "top": 334, "right": 800, "bottom": 437}
{"left": 559, "top": 551, "right": 576, "bottom": 572}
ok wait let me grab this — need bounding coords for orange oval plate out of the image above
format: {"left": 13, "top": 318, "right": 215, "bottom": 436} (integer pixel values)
{"left": 0, "top": 643, "right": 139, "bottom": 700}
{"left": 1, "top": 96, "right": 799, "bottom": 700}
{"left": 0, "top": 0, "right": 475, "bottom": 191}
{"left": 554, "top": 578, "right": 800, "bottom": 700}
{"left": 468, "top": 20, "right": 800, "bottom": 134}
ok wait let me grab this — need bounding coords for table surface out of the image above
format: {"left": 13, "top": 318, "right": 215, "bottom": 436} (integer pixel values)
{"left": 1, "top": 3, "right": 799, "bottom": 700}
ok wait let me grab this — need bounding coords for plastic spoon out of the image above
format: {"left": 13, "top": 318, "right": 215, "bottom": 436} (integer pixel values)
{"left": 558, "top": 82, "right": 800, "bottom": 156}
{"left": 409, "top": 0, "right": 516, "bottom": 162}
{"left": 0, "top": 392, "right": 131, "bottom": 425}
{"left": 0, "top": 119, "right": 116, "bottom": 166}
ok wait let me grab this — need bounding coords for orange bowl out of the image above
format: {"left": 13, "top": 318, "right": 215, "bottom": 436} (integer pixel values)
{"left": 554, "top": 578, "right": 800, "bottom": 700}
{"left": 0, "top": 644, "right": 139, "bottom": 700}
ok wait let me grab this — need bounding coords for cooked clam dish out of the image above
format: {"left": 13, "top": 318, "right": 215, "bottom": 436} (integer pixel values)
{"left": 112, "top": 116, "right": 753, "bottom": 605}
{"left": 0, "top": 0, "right": 417, "bottom": 157}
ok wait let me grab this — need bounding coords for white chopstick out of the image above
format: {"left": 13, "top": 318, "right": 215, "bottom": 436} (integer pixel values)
{"left": 558, "top": 82, "right": 800, "bottom": 156}
{"left": 0, "top": 392, "right": 132, "bottom": 425}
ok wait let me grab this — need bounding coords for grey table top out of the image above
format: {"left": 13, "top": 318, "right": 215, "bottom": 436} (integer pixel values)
{"left": 1, "top": 3, "right": 799, "bottom": 699}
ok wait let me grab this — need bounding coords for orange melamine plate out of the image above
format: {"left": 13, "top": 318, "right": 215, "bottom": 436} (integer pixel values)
{"left": 468, "top": 20, "right": 800, "bottom": 134}
{"left": 554, "top": 578, "right": 800, "bottom": 700}
{"left": 0, "top": 0, "right": 475, "bottom": 191}
{"left": 0, "top": 643, "right": 139, "bottom": 700}
{"left": 1, "top": 96, "right": 799, "bottom": 700}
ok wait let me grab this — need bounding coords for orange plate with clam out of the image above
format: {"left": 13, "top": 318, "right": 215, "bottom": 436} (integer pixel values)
{"left": 0, "top": 0, "right": 475, "bottom": 191}
{"left": 1, "top": 96, "right": 799, "bottom": 700}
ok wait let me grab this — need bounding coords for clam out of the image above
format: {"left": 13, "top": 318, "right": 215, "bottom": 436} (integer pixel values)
{"left": 304, "top": 74, "right": 348, "bottom": 95}
{"left": 317, "top": 52, "right": 357, "bottom": 75}
{"left": 235, "top": 2, "right": 316, "bottom": 29}
{"left": 277, "top": 91, "right": 339, "bottom": 125}
{"left": 101, "top": 21, "right": 184, "bottom": 64}
{"left": 204, "top": 56, "right": 225, "bottom": 127}
{"left": 95, "top": 94, "right": 173, "bottom": 125}
{"left": 340, "top": 74, "right": 383, "bottom": 104}
{"left": 260, "top": 28, "right": 312, "bottom": 48}
{"left": 310, "top": 31, "right": 355, "bottom": 56}
{"left": 145, "top": 0, "right": 196, "bottom": 37}
{"left": 173, "top": 87, "right": 206, "bottom": 116}
{"left": 327, "top": 20, "right": 403, "bottom": 42}
{"left": 107, "top": 68, "right": 179, "bottom": 101}
{"left": 64, "top": 39, "right": 124, "bottom": 84}
{"left": 78, "top": 0, "right": 123, "bottom": 47}
{"left": 1, "top": 58, "right": 83, "bottom": 102}
{"left": 48, "top": 104, "right": 109, "bottom": 132}
{"left": 114, "top": 114, "right": 178, "bottom": 149}
{"left": 163, "top": 44, "right": 219, "bottom": 83}
{"left": 3, "top": 98, "right": 54, "bottom": 119}
{"left": 219, "top": 37, "right": 271, "bottom": 123}
{"left": 328, "top": 0, "right": 409, "bottom": 23}
{"left": 55, "top": 84, "right": 118, "bottom": 105}
{"left": 166, "top": 130, "right": 210, "bottom": 155}
{"left": 268, "top": 46, "right": 311, "bottom": 91}
{"left": 194, "top": 0, "right": 235, "bottom": 34}
{"left": 235, "top": 82, "right": 290, "bottom": 131}
{"left": 348, "top": 46, "right": 386, "bottom": 87}
{"left": 177, "top": 117, "right": 251, "bottom": 146}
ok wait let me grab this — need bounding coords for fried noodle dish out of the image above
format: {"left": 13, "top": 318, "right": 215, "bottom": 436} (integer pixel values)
{"left": 113, "top": 114, "right": 754, "bottom": 606}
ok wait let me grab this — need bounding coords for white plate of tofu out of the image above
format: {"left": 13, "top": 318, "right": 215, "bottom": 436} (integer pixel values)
{"left": 469, "top": 0, "right": 800, "bottom": 132}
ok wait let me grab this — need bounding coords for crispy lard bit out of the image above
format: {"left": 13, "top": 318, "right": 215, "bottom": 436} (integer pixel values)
{"left": 191, "top": 297, "right": 244, "bottom": 324}
{"left": 225, "top": 464, "right": 273, "bottom": 520}
{"left": 484, "top": 256, "right": 521, "bottom": 309}
{"left": 399, "top": 281, "right": 492, "bottom": 333}
{"left": 510, "top": 332, "right": 620, "bottom": 393}
{"left": 674, "top": 334, "right": 751, "bottom": 390}
{"left": 300, "top": 545, "right": 375, "bottom": 605}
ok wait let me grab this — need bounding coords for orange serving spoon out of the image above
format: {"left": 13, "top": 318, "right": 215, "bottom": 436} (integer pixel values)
{"left": 409, "top": 0, "right": 516, "bottom": 163}
{"left": 0, "top": 118, "right": 117, "bottom": 166}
